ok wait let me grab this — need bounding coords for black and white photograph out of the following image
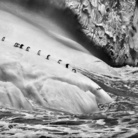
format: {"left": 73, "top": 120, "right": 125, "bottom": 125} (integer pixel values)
{"left": 0, "top": 0, "right": 138, "bottom": 138}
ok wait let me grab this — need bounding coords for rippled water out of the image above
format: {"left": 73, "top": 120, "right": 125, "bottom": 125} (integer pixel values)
{"left": 1, "top": 67, "right": 138, "bottom": 138}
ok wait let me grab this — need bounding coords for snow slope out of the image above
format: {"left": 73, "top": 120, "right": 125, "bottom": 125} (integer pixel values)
{"left": 0, "top": 1, "right": 115, "bottom": 114}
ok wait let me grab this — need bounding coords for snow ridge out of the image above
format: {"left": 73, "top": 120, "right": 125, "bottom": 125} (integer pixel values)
{"left": 1, "top": 36, "right": 77, "bottom": 73}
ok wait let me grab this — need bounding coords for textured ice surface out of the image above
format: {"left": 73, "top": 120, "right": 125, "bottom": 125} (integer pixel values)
{"left": 0, "top": 1, "right": 115, "bottom": 115}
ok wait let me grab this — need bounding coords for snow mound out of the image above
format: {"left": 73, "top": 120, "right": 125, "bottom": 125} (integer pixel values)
{"left": 0, "top": 43, "right": 113, "bottom": 114}
{"left": 0, "top": 1, "right": 114, "bottom": 114}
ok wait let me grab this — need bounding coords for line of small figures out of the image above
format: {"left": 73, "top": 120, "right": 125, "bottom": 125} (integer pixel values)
{"left": 1, "top": 36, "right": 77, "bottom": 73}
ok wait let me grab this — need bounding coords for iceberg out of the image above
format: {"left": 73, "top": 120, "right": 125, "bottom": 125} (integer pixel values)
{"left": 0, "top": 1, "right": 115, "bottom": 114}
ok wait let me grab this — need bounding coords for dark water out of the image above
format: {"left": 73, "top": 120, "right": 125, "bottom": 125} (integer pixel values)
{"left": 1, "top": 67, "right": 138, "bottom": 138}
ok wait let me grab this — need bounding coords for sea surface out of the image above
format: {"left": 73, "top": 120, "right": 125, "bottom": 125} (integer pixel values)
{"left": 0, "top": 66, "right": 138, "bottom": 138}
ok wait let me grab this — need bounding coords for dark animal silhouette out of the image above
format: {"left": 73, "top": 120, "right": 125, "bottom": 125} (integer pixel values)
{"left": 58, "top": 60, "right": 62, "bottom": 64}
{"left": 72, "top": 69, "right": 76, "bottom": 73}
{"left": 46, "top": 55, "right": 50, "bottom": 60}
{"left": 26, "top": 46, "right": 30, "bottom": 51}
{"left": 65, "top": 64, "right": 70, "bottom": 68}
{"left": 37, "top": 50, "right": 41, "bottom": 56}
{"left": 14, "top": 43, "right": 20, "bottom": 47}
{"left": 1, "top": 37, "right": 5, "bottom": 41}
{"left": 20, "top": 44, "right": 24, "bottom": 49}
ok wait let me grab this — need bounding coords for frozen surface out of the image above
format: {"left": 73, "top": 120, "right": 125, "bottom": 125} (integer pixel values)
{"left": 0, "top": 1, "right": 115, "bottom": 115}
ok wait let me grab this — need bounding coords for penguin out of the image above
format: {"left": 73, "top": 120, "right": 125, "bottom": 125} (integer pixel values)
{"left": 1, "top": 37, "right": 5, "bottom": 41}
{"left": 72, "top": 69, "right": 76, "bottom": 73}
{"left": 37, "top": 50, "right": 41, "bottom": 56}
{"left": 14, "top": 43, "right": 20, "bottom": 47}
{"left": 58, "top": 59, "right": 62, "bottom": 64}
{"left": 20, "top": 44, "right": 24, "bottom": 49}
{"left": 26, "top": 47, "right": 30, "bottom": 51}
{"left": 46, "top": 55, "right": 50, "bottom": 60}
{"left": 65, "top": 64, "right": 70, "bottom": 68}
